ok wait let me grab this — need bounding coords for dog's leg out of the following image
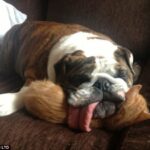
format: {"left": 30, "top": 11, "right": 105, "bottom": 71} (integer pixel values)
{"left": 0, "top": 91, "right": 24, "bottom": 116}
{"left": 0, "top": 68, "right": 41, "bottom": 116}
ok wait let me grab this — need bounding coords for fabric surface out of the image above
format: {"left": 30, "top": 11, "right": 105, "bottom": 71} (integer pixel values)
{"left": 0, "top": 108, "right": 112, "bottom": 150}
{"left": 120, "top": 120, "right": 150, "bottom": 150}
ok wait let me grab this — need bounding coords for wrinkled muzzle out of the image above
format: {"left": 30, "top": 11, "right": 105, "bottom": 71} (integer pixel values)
{"left": 68, "top": 73, "right": 128, "bottom": 106}
{"left": 67, "top": 73, "right": 129, "bottom": 132}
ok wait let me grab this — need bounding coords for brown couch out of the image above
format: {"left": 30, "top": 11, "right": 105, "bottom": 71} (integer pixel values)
{"left": 0, "top": 0, "right": 150, "bottom": 149}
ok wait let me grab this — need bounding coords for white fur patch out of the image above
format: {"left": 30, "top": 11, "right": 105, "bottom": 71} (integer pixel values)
{"left": 0, "top": 92, "right": 23, "bottom": 116}
{"left": 69, "top": 87, "right": 94, "bottom": 106}
{"left": 47, "top": 31, "right": 118, "bottom": 82}
{"left": 91, "top": 73, "right": 129, "bottom": 92}
{"left": 92, "top": 57, "right": 117, "bottom": 77}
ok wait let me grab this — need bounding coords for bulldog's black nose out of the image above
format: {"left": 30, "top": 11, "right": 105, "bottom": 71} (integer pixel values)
{"left": 93, "top": 78, "right": 125, "bottom": 103}
{"left": 93, "top": 78, "right": 111, "bottom": 92}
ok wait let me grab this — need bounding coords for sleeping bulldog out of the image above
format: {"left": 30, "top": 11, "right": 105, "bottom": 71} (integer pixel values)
{"left": 0, "top": 21, "right": 140, "bottom": 131}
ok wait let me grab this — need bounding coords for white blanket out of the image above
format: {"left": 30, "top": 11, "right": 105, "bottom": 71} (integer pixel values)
{"left": 0, "top": 0, "right": 27, "bottom": 44}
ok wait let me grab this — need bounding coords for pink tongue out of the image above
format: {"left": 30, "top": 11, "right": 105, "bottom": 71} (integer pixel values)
{"left": 68, "top": 107, "right": 80, "bottom": 129}
{"left": 68, "top": 102, "right": 98, "bottom": 132}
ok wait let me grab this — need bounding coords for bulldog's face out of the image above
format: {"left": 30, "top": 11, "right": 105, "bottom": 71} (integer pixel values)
{"left": 54, "top": 46, "right": 137, "bottom": 114}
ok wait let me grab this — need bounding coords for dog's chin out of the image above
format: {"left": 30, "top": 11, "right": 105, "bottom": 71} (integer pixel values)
{"left": 93, "top": 101, "right": 119, "bottom": 119}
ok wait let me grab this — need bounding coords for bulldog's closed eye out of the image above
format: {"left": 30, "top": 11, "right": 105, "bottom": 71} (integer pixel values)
{"left": 69, "top": 74, "right": 91, "bottom": 87}
{"left": 54, "top": 50, "right": 96, "bottom": 88}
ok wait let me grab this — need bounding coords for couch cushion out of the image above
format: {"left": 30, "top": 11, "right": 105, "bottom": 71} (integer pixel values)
{"left": 47, "top": 0, "right": 150, "bottom": 60}
{"left": 0, "top": 110, "right": 112, "bottom": 150}
{"left": 120, "top": 120, "right": 150, "bottom": 150}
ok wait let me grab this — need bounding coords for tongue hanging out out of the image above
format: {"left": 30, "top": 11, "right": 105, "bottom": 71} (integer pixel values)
{"left": 67, "top": 87, "right": 103, "bottom": 132}
{"left": 67, "top": 76, "right": 127, "bottom": 132}
{"left": 67, "top": 90, "right": 126, "bottom": 132}
{"left": 68, "top": 102, "right": 99, "bottom": 132}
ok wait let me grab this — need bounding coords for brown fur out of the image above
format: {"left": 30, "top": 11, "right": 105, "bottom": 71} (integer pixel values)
{"left": 20, "top": 80, "right": 150, "bottom": 130}
{"left": 0, "top": 21, "right": 112, "bottom": 82}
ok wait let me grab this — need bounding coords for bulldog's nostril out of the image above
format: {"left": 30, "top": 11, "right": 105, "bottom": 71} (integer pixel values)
{"left": 93, "top": 81, "right": 101, "bottom": 89}
{"left": 103, "top": 81, "right": 110, "bottom": 91}
{"left": 93, "top": 79, "right": 111, "bottom": 91}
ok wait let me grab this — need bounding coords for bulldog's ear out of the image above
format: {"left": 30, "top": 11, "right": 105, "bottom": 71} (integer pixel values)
{"left": 117, "top": 46, "right": 141, "bottom": 83}
{"left": 116, "top": 46, "right": 135, "bottom": 75}
{"left": 132, "top": 62, "right": 141, "bottom": 83}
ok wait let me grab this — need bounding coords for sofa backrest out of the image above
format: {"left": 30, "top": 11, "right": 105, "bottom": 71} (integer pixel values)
{"left": 4, "top": 0, "right": 150, "bottom": 60}
{"left": 47, "top": 0, "right": 150, "bottom": 60}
